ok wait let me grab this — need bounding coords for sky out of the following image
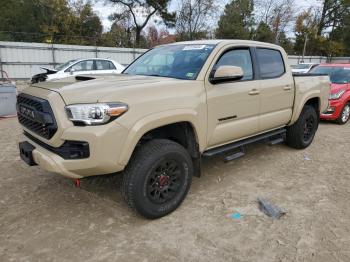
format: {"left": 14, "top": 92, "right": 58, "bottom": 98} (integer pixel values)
{"left": 93, "top": 0, "right": 323, "bottom": 34}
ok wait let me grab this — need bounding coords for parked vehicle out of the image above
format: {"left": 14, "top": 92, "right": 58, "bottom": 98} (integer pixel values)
{"left": 291, "top": 63, "right": 319, "bottom": 74}
{"left": 18, "top": 40, "right": 330, "bottom": 219}
{"left": 309, "top": 64, "right": 350, "bottom": 124}
{"left": 31, "top": 58, "right": 125, "bottom": 83}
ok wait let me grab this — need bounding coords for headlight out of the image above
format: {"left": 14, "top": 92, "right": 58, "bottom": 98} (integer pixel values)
{"left": 329, "top": 89, "right": 346, "bottom": 100}
{"left": 65, "top": 103, "right": 128, "bottom": 125}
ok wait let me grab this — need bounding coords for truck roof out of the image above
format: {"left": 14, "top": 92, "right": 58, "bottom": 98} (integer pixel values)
{"left": 167, "top": 39, "right": 283, "bottom": 50}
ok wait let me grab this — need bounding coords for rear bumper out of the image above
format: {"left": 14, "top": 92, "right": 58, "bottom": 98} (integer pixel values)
{"left": 320, "top": 99, "right": 344, "bottom": 121}
{"left": 20, "top": 122, "right": 129, "bottom": 179}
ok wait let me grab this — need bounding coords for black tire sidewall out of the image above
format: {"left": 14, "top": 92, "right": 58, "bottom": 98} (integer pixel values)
{"left": 299, "top": 106, "right": 318, "bottom": 147}
{"left": 131, "top": 143, "right": 193, "bottom": 218}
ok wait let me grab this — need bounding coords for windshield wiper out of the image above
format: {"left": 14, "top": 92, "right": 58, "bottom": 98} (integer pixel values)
{"left": 147, "top": 74, "right": 163, "bottom": 77}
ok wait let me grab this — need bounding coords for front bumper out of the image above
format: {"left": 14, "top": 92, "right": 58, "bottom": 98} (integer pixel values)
{"left": 320, "top": 99, "right": 344, "bottom": 121}
{"left": 20, "top": 122, "right": 129, "bottom": 179}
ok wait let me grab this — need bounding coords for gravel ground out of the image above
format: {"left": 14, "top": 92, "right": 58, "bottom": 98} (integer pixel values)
{"left": 0, "top": 116, "right": 349, "bottom": 262}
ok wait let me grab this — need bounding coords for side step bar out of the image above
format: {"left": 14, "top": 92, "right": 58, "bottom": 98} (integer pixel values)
{"left": 224, "top": 148, "right": 245, "bottom": 162}
{"left": 203, "top": 128, "right": 286, "bottom": 158}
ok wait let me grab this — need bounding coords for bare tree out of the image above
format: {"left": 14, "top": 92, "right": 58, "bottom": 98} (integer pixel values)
{"left": 107, "top": 0, "right": 175, "bottom": 47}
{"left": 175, "top": 0, "right": 218, "bottom": 40}
{"left": 254, "top": 0, "right": 295, "bottom": 43}
{"left": 254, "top": 0, "right": 276, "bottom": 24}
{"left": 269, "top": 0, "right": 295, "bottom": 43}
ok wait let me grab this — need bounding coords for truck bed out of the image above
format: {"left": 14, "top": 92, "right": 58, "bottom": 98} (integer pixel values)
{"left": 291, "top": 73, "right": 330, "bottom": 123}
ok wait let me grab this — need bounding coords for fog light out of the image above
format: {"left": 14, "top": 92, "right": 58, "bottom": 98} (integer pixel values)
{"left": 324, "top": 106, "right": 336, "bottom": 114}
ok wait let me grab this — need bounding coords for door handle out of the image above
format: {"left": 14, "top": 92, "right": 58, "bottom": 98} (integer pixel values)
{"left": 249, "top": 89, "right": 260, "bottom": 95}
{"left": 283, "top": 86, "right": 292, "bottom": 91}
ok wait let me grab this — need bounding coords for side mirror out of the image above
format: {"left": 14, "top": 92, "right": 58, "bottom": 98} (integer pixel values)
{"left": 70, "top": 68, "right": 76, "bottom": 75}
{"left": 210, "top": 65, "right": 244, "bottom": 84}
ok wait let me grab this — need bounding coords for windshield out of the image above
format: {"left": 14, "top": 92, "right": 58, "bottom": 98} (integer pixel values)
{"left": 123, "top": 44, "right": 216, "bottom": 80}
{"left": 55, "top": 59, "right": 78, "bottom": 71}
{"left": 292, "top": 64, "right": 311, "bottom": 70}
{"left": 309, "top": 66, "right": 350, "bottom": 84}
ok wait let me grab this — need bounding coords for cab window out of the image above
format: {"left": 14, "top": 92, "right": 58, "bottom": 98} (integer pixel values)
{"left": 215, "top": 49, "right": 253, "bottom": 80}
{"left": 256, "top": 48, "right": 285, "bottom": 79}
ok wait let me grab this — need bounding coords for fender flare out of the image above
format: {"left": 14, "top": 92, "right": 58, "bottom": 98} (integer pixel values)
{"left": 290, "top": 91, "right": 322, "bottom": 124}
{"left": 118, "top": 109, "right": 205, "bottom": 166}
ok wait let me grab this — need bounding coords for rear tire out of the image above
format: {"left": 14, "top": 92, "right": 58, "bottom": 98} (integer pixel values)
{"left": 336, "top": 102, "right": 350, "bottom": 125}
{"left": 122, "top": 139, "right": 193, "bottom": 219}
{"left": 286, "top": 105, "right": 319, "bottom": 149}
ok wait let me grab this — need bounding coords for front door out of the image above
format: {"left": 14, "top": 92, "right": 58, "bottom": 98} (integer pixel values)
{"left": 67, "top": 60, "right": 94, "bottom": 76}
{"left": 206, "top": 47, "right": 260, "bottom": 147}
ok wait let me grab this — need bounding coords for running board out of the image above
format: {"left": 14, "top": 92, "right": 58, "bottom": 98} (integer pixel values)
{"left": 203, "top": 129, "right": 286, "bottom": 158}
{"left": 224, "top": 150, "right": 245, "bottom": 162}
{"left": 269, "top": 137, "right": 285, "bottom": 146}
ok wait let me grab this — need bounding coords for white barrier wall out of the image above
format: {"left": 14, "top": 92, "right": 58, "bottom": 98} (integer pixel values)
{"left": 288, "top": 55, "right": 350, "bottom": 66}
{"left": 0, "top": 41, "right": 349, "bottom": 79}
{"left": 0, "top": 41, "right": 147, "bottom": 79}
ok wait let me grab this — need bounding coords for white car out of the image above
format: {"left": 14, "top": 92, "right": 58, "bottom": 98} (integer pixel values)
{"left": 31, "top": 58, "right": 125, "bottom": 83}
{"left": 291, "top": 63, "right": 319, "bottom": 74}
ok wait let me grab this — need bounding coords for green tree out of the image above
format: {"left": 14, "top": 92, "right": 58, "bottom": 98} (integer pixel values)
{"left": 99, "top": 23, "right": 133, "bottom": 47}
{"left": 328, "top": 1, "right": 350, "bottom": 54}
{"left": 71, "top": 2, "right": 103, "bottom": 45}
{"left": 254, "top": 22, "right": 274, "bottom": 42}
{"left": 0, "top": 0, "right": 47, "bottom": 42}
{"left": 216, "top": 0, "right": 254, "bottom": 39}
{"left": 0, "top": 0, "right": 103, "bottom": 45}
{"left": 278, "top": 32, "right": 294, "bottom": 54}
{"left": 294, "top": 8, "right": 346, "bottom": 57}
{"left": 108, "top": 0, "right": 175, "bottom": 47}
{"left": 317, "top": 0, "right": 349, "bottom": 36}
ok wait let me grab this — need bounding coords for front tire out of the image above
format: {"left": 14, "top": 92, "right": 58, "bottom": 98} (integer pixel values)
{"left": 122, "top": 139, "right": 193, "bottom": 219}
{"left": 336, "top": 102, "right": 350, "bottom": 125}
{"left": 286, "top": 105, "right": 319, "bottom": 149}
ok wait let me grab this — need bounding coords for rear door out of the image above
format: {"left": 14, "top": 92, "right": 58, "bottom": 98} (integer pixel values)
{"left": 94, "top": 60, "right": 118, "bottom": 74}
{"left": 255, "top": 48, "right": 294, "bottom": 132}
{"left": 205, "top": 47, "right": 260, "bottom": 147}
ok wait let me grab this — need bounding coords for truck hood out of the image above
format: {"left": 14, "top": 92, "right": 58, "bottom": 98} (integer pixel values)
{"left": 32, "top": 74, "right": 185, "bottom": 104}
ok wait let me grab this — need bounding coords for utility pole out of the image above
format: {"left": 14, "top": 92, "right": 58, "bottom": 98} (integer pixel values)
{"left": 302, "top": 35, "right": 308, "bottom": 63}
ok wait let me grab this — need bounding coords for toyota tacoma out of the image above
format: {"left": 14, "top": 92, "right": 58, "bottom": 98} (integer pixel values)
{"left": 18, "top": 40, "right": 330, "bottom": 218}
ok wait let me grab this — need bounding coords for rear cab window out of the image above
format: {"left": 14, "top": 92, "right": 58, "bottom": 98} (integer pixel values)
{"left": 256, "top": 48, "right": 285, "bottom": 79}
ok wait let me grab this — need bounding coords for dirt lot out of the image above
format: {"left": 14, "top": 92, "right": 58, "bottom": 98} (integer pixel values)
{"left": 0, "top": 116, "right": 350, "bottom": 262}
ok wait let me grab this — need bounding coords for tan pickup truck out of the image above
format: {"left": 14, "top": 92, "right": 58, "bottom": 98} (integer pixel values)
{"left": 18, "top": 40, "right": 330, "bottom": 218}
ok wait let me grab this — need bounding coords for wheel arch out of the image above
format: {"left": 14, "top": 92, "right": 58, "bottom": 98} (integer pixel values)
{"left": 290, "top": 95, "right": 321, "bottom": 125}
{"left": 305, "top": 97, "right": 321, "bottom": 114}
{"left": 118, "top": 110, "right": 204, "bottom": 176}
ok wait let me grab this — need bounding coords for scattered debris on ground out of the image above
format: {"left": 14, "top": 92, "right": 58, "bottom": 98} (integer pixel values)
{"left": 257, "top": 198, "right": 286, "bottom": 219}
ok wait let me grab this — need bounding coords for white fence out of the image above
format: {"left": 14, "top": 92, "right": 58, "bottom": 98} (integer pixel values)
{"left": 0, "top": 41, "right": 349, "bottom": 80}
{"left": 0, "top": 41, "right": 147, "bottom": 79}
{"left": 288, "top": 55, "right": 350, "bottom": 66}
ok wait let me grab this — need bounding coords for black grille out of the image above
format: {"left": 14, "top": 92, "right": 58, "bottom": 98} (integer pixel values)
{"left": 17, "top": 93, "right": 57, "bottom": 139}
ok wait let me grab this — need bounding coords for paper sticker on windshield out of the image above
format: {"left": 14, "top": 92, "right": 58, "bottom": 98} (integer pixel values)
{"left": 183, "top": 45, "right": 207, "bottom": 51}
{"left": 186, "top": 72, "right": 195, "bottom": 78}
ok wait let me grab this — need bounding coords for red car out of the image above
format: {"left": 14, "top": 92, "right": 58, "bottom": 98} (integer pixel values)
{"left": 309, "top": 64, "right": 350, "bottom": 124}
